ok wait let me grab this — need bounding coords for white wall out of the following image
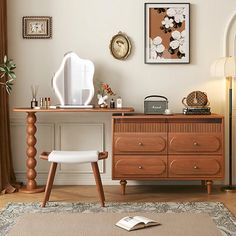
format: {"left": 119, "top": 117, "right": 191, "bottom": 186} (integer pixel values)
{"left": 7, "top": 0, "right": 236, "bottom": 185}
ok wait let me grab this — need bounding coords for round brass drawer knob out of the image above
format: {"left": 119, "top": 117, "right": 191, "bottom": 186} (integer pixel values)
{"left": 138, "top": 142, "right": 143, "bottom": 146}
{"left": 138, "top": 166, "right": 142, "bottom": 169}
{"left": 193, "top": 166, "right": 199, "bottom": 169}
{"left": 193, "top": 142, "right": 198, "bottom": 146}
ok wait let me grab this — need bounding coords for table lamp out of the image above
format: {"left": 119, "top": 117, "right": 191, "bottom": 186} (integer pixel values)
{"left": 211, "top": 56, "right": 236, "bottom": 192}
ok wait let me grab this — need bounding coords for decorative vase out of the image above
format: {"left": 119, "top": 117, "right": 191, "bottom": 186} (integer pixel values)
{"left": 97, "top": 94, "right": 108, "bottom": 108}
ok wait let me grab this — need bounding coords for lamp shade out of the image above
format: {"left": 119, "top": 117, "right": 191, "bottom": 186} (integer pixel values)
{"left": 211, "top": 57, "right": 236, "bottom": 77}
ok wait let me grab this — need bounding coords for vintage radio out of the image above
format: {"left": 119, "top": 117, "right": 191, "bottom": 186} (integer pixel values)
{"left": 144, "top": 95, "right": 168, "bottom": 114}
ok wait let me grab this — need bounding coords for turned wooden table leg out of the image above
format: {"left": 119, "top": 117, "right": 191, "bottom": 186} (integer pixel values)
{"left": 120, "top": 180, "right": 127, "bottom": 195}
{"left": 206, "top": 180, "right": 213, "bottom": 194}
{"left": 20, "top": 112, "right": 44, "bottom": 193}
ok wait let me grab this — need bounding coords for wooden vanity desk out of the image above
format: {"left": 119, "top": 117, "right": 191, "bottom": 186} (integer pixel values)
{"left": 112, "top": 113, "right": 224, "bottom": 194}
{"left": 13, "top": 107, "right": 134, "bottom": 193}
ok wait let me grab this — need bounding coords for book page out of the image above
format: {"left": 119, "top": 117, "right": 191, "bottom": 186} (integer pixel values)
{"left": 116, "top": 216, "right": 144, "bottom": 231}
{"left": 133, "top": 216, "right": 159, "bottom": 226}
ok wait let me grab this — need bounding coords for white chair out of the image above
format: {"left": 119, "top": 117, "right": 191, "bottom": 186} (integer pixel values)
{"left": 40, "top": 150, "right": 108, "bottom": 207}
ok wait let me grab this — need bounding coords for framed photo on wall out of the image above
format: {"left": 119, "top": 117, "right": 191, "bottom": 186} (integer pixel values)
{"left": 145, "top": 3, "right": 190, "bottom": 64}
{"left": 22, "top": 16, "right": 52, "bottom": 39}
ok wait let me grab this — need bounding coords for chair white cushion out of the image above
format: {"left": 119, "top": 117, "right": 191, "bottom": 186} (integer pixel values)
{"left": 48, "top": 150, "right": 99, "bottom": 164}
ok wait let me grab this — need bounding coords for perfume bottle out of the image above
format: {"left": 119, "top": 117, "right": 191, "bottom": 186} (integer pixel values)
{"left": 30, "top": 85, "right": 39, "bottom": 108}
{"left": 116, "top": 96, "right": 122, "bottom": 108}
{"left": 40, "top": 97, "right": 44, "bottom": 108}
{"left": 110, "top": 98, "right": 115, "bottom": 108}
{"left": 47, "top": 97, "right": 51, "bottom": 108}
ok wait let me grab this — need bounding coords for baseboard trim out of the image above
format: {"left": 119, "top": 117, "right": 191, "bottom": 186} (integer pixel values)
{"left": 15, "top": 173, "right": 224, "bottom": 186}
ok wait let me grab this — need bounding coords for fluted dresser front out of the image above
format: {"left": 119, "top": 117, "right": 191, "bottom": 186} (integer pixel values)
{"left": 112, "top": 114, "right": 224, "bottom": 195}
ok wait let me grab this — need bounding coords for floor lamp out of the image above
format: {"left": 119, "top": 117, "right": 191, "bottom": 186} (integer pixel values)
{"left": 211, "top": 56, "right": 236, "bottom": 192}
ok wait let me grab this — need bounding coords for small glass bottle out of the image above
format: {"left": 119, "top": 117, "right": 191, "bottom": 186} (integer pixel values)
{"left": 47, "top": 97, "right": 51, "bottom": 108}
{"left": 40, "top": 97, "right": 44, "bottom": 108}
{"left": 110, "top": 98, "right": 115, "bottom": 108}
{"left": 31, "top": 98, "right": 38, "bottom": 108}
{"left": 116, "top": 96, "right": 122, "bottom": 108}
{"left": 44, "top": 98, "right": 48, "bottom": 108}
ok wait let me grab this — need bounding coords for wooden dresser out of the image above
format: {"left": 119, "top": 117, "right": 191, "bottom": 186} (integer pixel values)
{"left": 112, "top": 114, "right": 224, "bottom": 194}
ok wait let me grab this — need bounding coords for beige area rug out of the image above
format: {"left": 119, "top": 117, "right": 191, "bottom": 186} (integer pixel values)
{"left": 8, "top": 212, "right": 221, "bottom": 236}
{"left": 1, "top": 202, "right": 236, "bottom": 235}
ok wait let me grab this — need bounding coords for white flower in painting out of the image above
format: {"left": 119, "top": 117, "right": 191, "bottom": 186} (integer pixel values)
{"left": 161, "top": 17, "right": 174, "bottom": 29}
{"left": 169, "top": 30, "right": 186, "bottom": 54}
{"left": 149, "top": 36, "right": 165, "bottom": 59}
{"left": 166, "top": 8, "right": 176, "bottom": 17}
{"left": 167, "top": 7, "right": 185, "bottom": 23}
{"left": 178, "top": 30, "right": 186, "bottom": 53}
{"left": 175, "top": 8, "right": 185, "bottom": 23}
{"left": 153, "top": 36, "right": 165, "bottom": 53}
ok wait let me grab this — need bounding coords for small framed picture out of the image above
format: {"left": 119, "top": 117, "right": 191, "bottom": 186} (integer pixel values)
{"left": 109, "top": 32, "right": 132, "bottom": 60}
{"left": 22, "top": 16, "right": 52, "bottom": 39}
{"left": 144, "top": 3, "right": 190, "bottom": 64}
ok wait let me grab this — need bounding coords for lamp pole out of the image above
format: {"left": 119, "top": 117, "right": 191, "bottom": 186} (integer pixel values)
{"left": 222, "top": 76, "right": 236, "bottom": 192}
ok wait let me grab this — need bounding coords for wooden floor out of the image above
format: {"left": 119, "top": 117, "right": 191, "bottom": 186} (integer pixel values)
{"left": 1, "top": 185, "right": 236, "bottom": 215}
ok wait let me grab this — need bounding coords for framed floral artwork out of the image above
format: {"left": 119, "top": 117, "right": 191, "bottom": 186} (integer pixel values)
{"left": 144, "top": 3, "right": 190, "bottom": 64}
{"left": 22, "top": 16, "right": 52, "bottom": 39}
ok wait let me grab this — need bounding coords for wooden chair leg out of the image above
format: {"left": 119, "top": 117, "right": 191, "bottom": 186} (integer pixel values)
{"left": 91, "top": 162, "right": 105, "bottom": 207}
{"left": 41, "top": 162, "right": 58, "bottom": 207}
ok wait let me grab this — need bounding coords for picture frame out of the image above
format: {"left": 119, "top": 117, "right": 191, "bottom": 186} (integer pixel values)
{"left": 109, "top": 32, "right": 132, "bottom": 60}
{"left": 144, "top": 3, "right": 190, "bottom": 64}
{"left": 22, "top": 16, "right": 52, "bottom": 39}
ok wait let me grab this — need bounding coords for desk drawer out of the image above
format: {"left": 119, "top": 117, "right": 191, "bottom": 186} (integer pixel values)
{"left": 114, "top": 133, "right": 167, "bottom": 154}
{"left": 113, "top": 155, "right": 167, "bottom": 177}
{"left": 169, "top": 156, "right": 223, "bottom": 177}
{"left": 169, "top": 133, "right": 222, "bottom": 154}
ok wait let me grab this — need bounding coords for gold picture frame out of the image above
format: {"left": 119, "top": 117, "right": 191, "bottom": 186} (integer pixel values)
{"left": 22, "top": 16, "right": 52, "bottom": 39}
{"left": 109, "top": 32, "right": 131, "bottom": 60}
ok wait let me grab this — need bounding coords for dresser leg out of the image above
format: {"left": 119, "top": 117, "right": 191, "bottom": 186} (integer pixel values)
{"left": 120, "top": 180, "right": 127, "bottom": 195}
{"left": 206, "top": 180, "right": 213, "bottom": 194}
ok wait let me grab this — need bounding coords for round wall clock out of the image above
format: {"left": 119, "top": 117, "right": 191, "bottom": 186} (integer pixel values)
{"left": 109, "top": 32, "right": 132, "bottom": 60}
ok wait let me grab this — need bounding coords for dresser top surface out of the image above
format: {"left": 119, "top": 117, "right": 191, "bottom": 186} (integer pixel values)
{"left": 112, "top": 113, "right": 224, "bottom": 119}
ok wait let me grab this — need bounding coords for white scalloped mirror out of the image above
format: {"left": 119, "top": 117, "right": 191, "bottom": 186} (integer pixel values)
{"left": 52, "top": 52, "right": 94, "bottom": 108}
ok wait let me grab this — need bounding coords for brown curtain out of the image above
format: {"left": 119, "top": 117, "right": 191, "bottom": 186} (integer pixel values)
{"left": 0, "top": 0, "right": 16, "bottom": 193}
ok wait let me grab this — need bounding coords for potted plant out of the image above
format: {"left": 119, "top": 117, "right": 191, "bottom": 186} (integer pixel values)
{"left": 0, "top": 55, "right": 16, "bottom": 94}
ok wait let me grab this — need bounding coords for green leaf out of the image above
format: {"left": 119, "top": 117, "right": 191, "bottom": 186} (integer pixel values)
{"left": 6, "top": 80, "right": 14, "bottom": 85}
{"left": 9, "top": 73, "right": 16, "bottom": 80}
{"left": 7, "top": 78, "right": 14, "bottom": 83}
{"left": 6, "top": 86, "right": 10, "bottom": 94}
{"left": 6, "top": 81, "right": 13, "bottom": 85}
{"left": 0, "top": 67, "right": 5, "bottom": 72}
{"left": 0, "top": 56, "right": 16, "bottom": 94}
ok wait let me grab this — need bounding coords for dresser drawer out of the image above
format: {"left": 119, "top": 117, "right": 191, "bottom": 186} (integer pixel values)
{"left": 169, "top": 156, "right": 223, "bottom": 178}
{"left": 114, "top": 133, "right": 167, "bottom": 154}
{"left": 113, "top": 156, "right": 167, "bottom": 178}
{"left": 169, "top": 133, "right": 222, "bottom": 154}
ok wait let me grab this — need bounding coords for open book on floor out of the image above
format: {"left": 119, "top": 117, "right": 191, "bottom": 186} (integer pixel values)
{"left": 115, "top": 216, "right": 160, "bottom": 231}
